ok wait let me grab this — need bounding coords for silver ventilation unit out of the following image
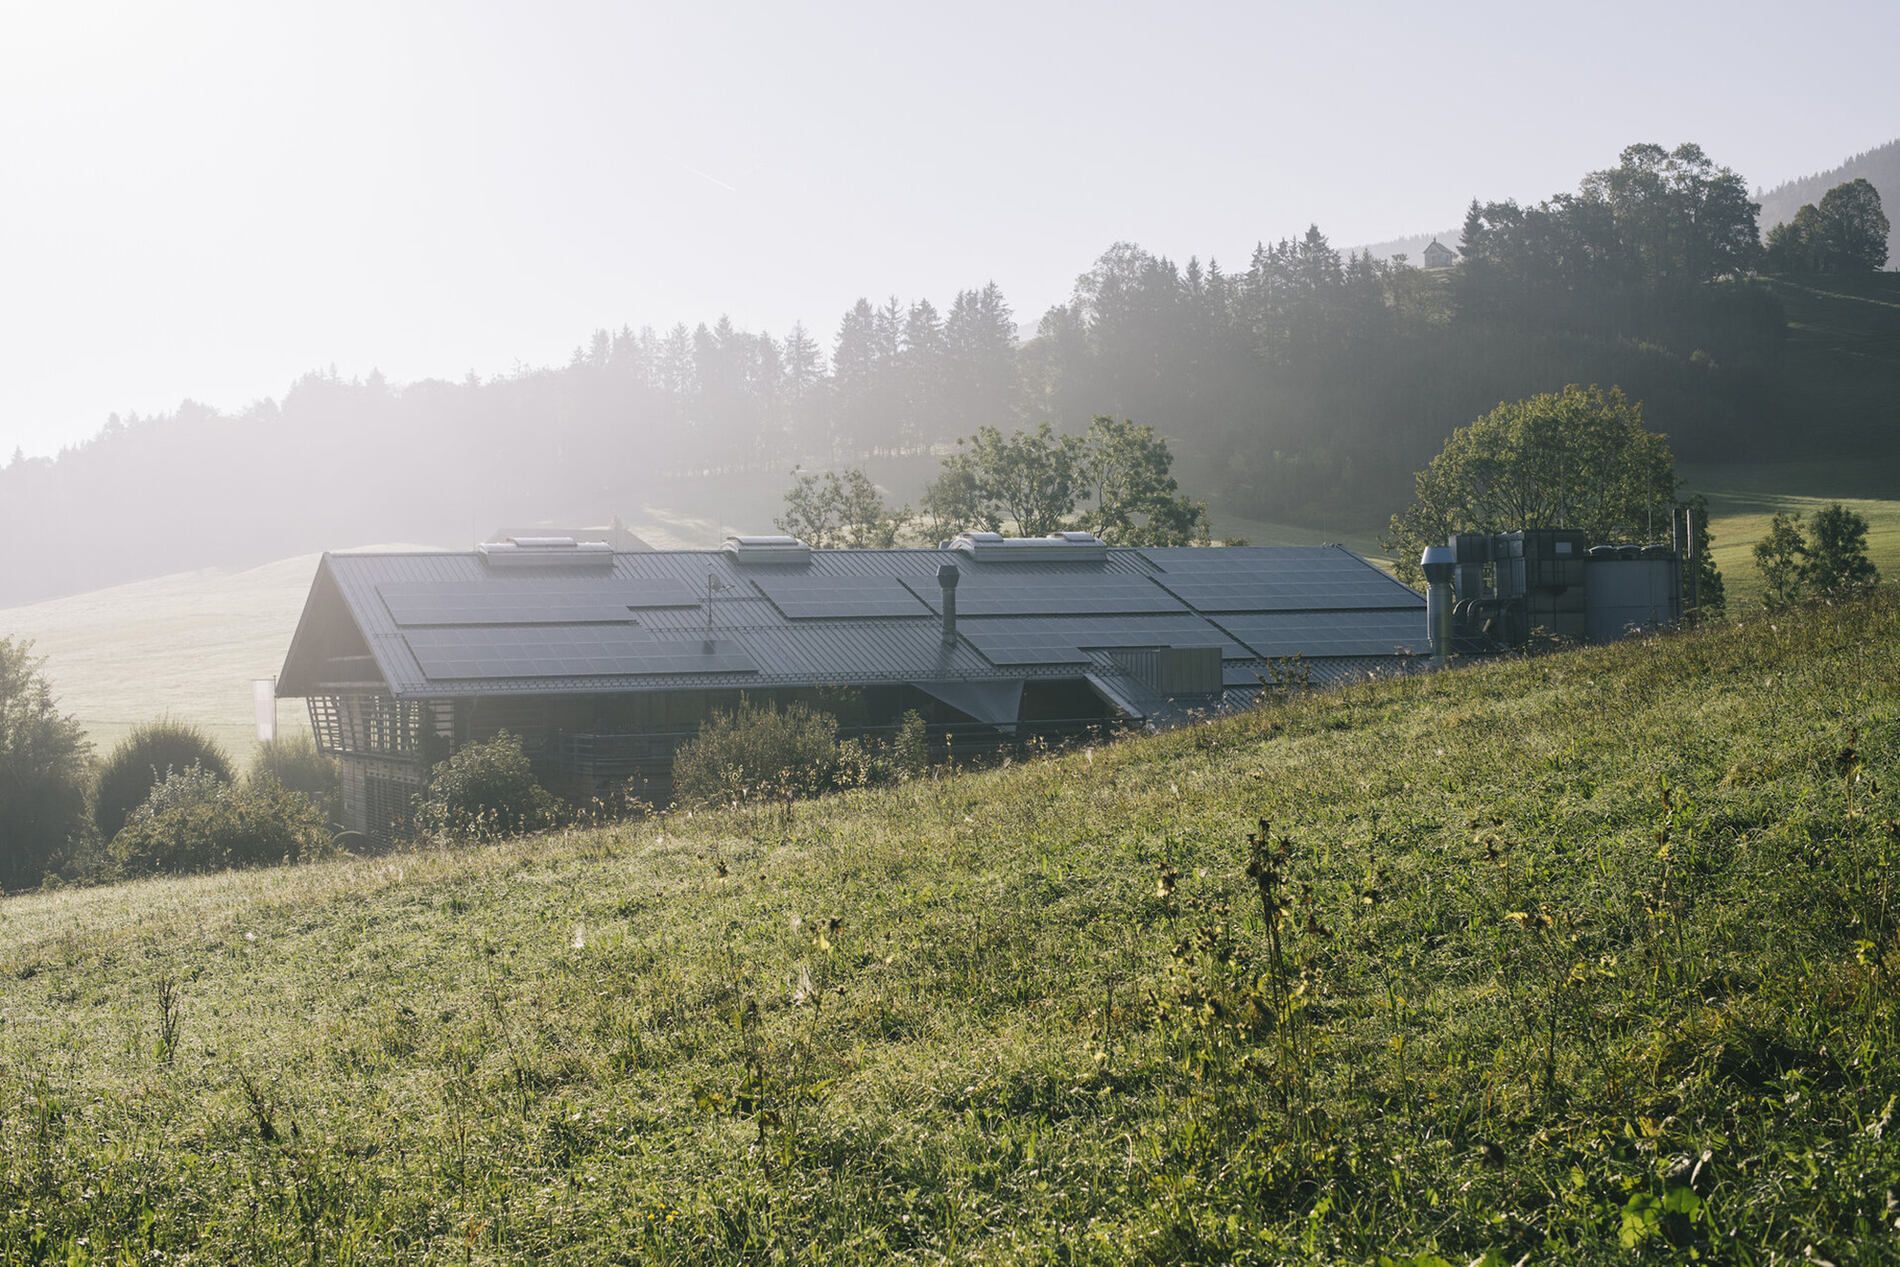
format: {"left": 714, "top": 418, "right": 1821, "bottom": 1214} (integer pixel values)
{"left": 949, "top": 530, "right": 1108, "bottom": 563}
{"left": 722, "top": 535, "right": 812, "bottom": 565}
{"left": 477, "top": 536, "right": 614, "bottom": 570}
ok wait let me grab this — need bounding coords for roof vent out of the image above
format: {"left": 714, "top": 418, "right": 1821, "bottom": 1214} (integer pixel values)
{"left": 477, "top": 536, "right": 615, "bottom": 570}
{"left": 722, "top": 534, "right": 812, "bottom": 565}
{"left": 949, "top": 530, "right": 1108, "bottom": 563}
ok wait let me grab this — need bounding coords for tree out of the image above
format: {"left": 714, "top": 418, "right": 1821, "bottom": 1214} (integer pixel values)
{"left": 1753, "top": 512, "right": 1809, "bottom": 610}
{"left": 1385, "top": 385, "right": 1679, "bottom": 579}
{"left": 1815, "top": 179, "right": 1890, "bottom": 272}
{"left": 1684, "top": 494, "right": 1726, "bottom": 619}
{"left": 109, "top": 765, "right": 334, "bottom": 877}
{"left": 1765, "top": 180, "right": 1890, "bottom": 273}
{"left": 924, "top": 423, "right": 1081, "bottom": 537}
{"left": 775, "top": 467, "right": 908, "bottom": 548}
{"left": 0, "top": 638, "right": 93, "bottom": 889}
{"left": 1803, "top": 502, "right": 1880, "bottom": 596}
{"left": 1074, "top": 417, "right": 1210, "bottom": 545}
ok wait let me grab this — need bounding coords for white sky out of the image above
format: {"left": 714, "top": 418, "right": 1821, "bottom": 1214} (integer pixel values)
{"left": 3, "top": 0, "right": 1897, "bottom": 457}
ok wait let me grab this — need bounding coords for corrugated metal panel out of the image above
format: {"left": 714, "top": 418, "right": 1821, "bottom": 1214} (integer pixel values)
{"left": 291, "top": 544, "right": 1426, "bottom": 701}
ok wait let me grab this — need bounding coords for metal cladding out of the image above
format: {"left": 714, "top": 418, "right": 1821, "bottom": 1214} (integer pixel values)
{"left": 277, "top": 541, "right": 1429, "bottom": 720}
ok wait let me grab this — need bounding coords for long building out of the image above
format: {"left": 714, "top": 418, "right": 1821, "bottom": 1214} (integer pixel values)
{"left": 276, "top": 532, "right": 1429, "bottom": 838}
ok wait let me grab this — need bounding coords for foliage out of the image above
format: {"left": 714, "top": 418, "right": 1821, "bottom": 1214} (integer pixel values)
{"left": 1074, "top": 416, "right": 1210, "bottom": 545}
{"left": 1805, "top": 502, "right": 1882, "bottom": 595}
{"left": 108, "top": 764, "right": 334, "bottom": 877}
{"left": 249, "top": 733, "right": 342, "bottom": 825}
{"left": 672, "top": 699, "right": 840, "bottom": 807}
{"left": 93, "top": 719, "right": 234, "bottom": 843}
{"left": 774, "top": 466, "right": 908, "bottom": 548}
{"left": 2, "top": 596, "right": 1898, "bottom": 1259}
{"left": 414, "top": 731, "right": 563, "bottom": 841}
{"left": 834, "top": 711, "right": 929, "bottom": 789}
{"left": 1753, "top": 503, "right": 1881, "bottom": 608}
{"left": 1753, "top": 512, "right": 1810, "bottom": 610}
{"left": 1386, "top": 384, "right": 1679, "bottom": 578}
{"left": 0, "top": 637, "right": 93, "bottom": 890}
{"left": 1683, "top": 493, "right": 1726, "bottom": 619}
{"left": 920, "top": 417, "right": 1208, "bottom": 544}
{"left": 1765, "top": 179, "right": 1890, "bottom": 273}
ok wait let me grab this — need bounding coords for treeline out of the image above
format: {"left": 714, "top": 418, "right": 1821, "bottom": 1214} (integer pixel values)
{"left": 1, "top": 142, "right": 1888, "bottom": 604}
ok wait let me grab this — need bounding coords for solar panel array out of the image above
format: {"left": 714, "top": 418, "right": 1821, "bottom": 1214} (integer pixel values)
{"left": 957, "top": 613, "right": 1246, "bottom": 666}
{"left": 378, "top": 579, "right": 698, "bottom": 626}
{"left": 1150, "top": 559, "right": 1422, "bottom": 613}
{"left": 900, "top": 575, "right": 1185, "bottom": 616}
{"left": 1210, "top": 609, "right": 1429, "bottom": 658}
{"left": 752, "top": 575, "right": 931, "bottom": 619}
{"left": 402, "top": 626, "right": 758, "bottom": 679}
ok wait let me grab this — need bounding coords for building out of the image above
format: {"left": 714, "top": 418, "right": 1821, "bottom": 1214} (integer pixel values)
{"left": 276, "top": 532, "right": 1429, "bottom": 839}
{"left": 1421, "top": 239, "right": 1458, "bottom": 270}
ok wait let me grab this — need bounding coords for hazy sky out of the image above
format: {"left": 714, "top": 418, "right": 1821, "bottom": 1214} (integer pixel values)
{"left": 4, "top": 0, "right": 1896, "bottom": 457}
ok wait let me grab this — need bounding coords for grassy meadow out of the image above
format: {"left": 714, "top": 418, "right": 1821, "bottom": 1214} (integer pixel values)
{"left": 1686, "top": 463, "right": 1900, "bottom": 610}
{"left": 2, "top": 593, "right": 1897, "bottom": 1262}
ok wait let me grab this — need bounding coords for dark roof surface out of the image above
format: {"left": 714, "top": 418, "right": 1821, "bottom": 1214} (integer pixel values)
{"left": 278, "top": 544, "right": 1426, "bottom": 705}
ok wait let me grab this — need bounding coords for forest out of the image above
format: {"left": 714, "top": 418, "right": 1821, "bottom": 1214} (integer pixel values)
{"left": 1, "top": 140, "right": 1893, "bottom": 606}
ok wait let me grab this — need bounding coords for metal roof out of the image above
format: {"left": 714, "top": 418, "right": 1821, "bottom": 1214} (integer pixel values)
{"left": 277, "top": 543, "right": 1427, "bottom": 714}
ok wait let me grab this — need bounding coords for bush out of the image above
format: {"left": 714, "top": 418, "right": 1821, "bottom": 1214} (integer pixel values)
{"left": 835, "top": 711, "right": 930, "bottom": 789}
{"left": 672, "top": 699, "right": 840, "bottom": 806}
{"left": 414, "top": 731, "right": 562, "bottom": 841}
{"left": 109, "top": 765, "right": 334, "bottom": 877}
{"left": 95, "top": 720, "right": 233, "bottom": 842}
{"left": 0, "top": 638, "right": 94, "bottom": 890}
{"left": 250, "top": 734, "right": 341, "bottom": 825}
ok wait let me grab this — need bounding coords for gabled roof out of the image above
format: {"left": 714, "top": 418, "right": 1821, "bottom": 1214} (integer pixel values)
{"left": 277, "top": 542, "right": 1426, "bottom": 705}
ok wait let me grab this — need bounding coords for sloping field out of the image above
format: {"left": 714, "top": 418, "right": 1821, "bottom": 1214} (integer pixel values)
{"left": 1687, "top": 461, "right": 1900, "bottom": 609}
{"left": 0, "top": 554, "right": 322, "bottom": 761}
{"left": 2, "top": 593, "right": 1896, "bottom": 1261}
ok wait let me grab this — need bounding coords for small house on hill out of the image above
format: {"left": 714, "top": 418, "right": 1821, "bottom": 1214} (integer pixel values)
{"left": 1421, "top": 239, "right": 1458, "bottom": 270}
{"left": 277, "top": 532, "right": 1429, "bottom": 839}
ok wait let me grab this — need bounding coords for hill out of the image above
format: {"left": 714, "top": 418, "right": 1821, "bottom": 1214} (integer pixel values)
{"left": 1756, "top": 137, "right": 1900, "bottom": 265}
{"left": 2, "top": 594, "right": 1897, "bottom": 1261}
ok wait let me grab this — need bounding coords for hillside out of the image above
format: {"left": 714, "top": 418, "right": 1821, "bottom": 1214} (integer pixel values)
{"left": 2, "top": 595, "right": 1896, "bottom": 1261}
{"left": 1756, "top": 137, "right": 1900, "bottom": 264}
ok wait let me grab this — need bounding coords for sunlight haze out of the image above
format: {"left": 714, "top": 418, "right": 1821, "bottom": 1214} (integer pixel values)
{"left": 3, "top": 0, "right": 1896, "bottom": 456}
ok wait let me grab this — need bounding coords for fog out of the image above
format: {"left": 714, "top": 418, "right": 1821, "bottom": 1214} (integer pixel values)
{"left": 4, "top": 0, "right": 1898, "bottom": 458}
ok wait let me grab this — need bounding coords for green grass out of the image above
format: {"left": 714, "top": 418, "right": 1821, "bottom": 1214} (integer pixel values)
{"left": 4, "top": 594, "right": 1899, "bottom": 1262}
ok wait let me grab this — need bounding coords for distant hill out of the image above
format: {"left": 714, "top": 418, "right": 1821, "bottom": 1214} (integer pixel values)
{"left": 1756, "top": 137, "right": 1900, "bottom": 265}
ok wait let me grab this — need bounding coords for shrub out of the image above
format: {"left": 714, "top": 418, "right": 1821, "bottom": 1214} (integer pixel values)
{"left": 414, "top": 731, "right": 562, "bottom": 841}
{"left": 835, "top": 711, "right": 930, "bottom": 789}
{"left": 95, "top": 720, "right": 233, "bottom": 842}
{"left": 250, "top": 734, "right": 342, "bottom": 825}
{"left": 109, "top": 765, "right": 334, "bottom": 877}
{"left": 672, "top": 699, "right": 839, "bottom": 807}
{"left": 0, "top": 638, "right": 94, "bottom": 890}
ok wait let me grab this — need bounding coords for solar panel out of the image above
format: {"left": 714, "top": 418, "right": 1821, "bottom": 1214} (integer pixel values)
{"left": 1152, "top": 571, "right": 1421, "bottom": 613}
{"left": 901, "top": 575, "right": 1185, "bottom": 616}
{"left": 752, "top": 575, "right": 931, "bottom": 619}
{"left": 957, "top": 613, "right": 1249, "bottom": 667}
{"left": 378, "top": 578, "right": 699, "bottom": 626}
{"left": 1210, "top": 609, "right": 1429, "bottom": 659}
{"left": 402, "top": 626, "right": 758, "bottom": 679}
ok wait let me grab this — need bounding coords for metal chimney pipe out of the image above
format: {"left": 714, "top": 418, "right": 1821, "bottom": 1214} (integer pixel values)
{"left": 937, "top": 562, "right": 960, "bottom": 646}
{"left": 1420, "top": 545, "right": 1456, "bottom": 668}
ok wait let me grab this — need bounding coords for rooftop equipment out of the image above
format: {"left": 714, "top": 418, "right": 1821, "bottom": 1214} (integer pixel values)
{"left": 1419, "top": 545, "right": 1455, "bottom": 667}
{"left": 477, "top": 536, "right": 615, "bottom": 570}
{"left": 937, "top": 562, "right": 960, "bottom": 646}
{"left": 949, "top": 530, "right": 1109, "bottom": 563}
{"left": 722, "top": 534, "right": 812, "bottom": 565}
